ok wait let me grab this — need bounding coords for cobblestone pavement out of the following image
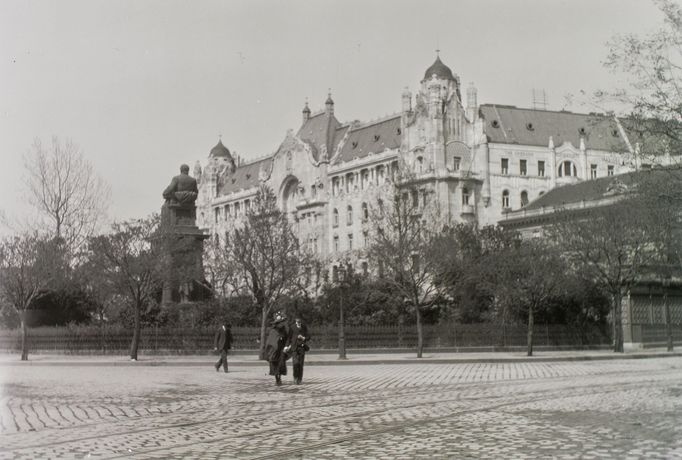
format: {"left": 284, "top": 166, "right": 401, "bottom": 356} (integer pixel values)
{"left": 1, "top": 358, "right": 682, "bottom": 459}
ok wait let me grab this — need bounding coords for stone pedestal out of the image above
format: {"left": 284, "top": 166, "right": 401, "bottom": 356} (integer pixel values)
{"left": 160, "top": 202, "right": 208, "bottom": 306}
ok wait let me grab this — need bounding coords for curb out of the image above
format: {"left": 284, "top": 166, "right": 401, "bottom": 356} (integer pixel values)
{"left": 2, "top": 352, "right": 681, "bottom": 367}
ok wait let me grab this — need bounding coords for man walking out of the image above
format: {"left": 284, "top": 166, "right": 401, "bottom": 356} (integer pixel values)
{"left": 288, "top": 317, "right": 310, "bottom": 385}
{"left": 214, "top": 322, "right": 233, "bottom": 373}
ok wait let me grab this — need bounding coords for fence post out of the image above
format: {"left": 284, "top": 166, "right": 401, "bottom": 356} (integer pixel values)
{"left": 453, "top": 323, "right": 457, "bottom": 349}
{"left": 502, "top": 323, "right": 506, "bottom": 348}
{"left": 398, "top": 315, "right": 404, "bottom": 348}
{"left": 545, "top": 322, "right": 550, "bottom": 346}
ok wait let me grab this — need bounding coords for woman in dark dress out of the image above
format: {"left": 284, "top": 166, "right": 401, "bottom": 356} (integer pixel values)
{"left": 264, "top": 312, "right": 290, "bottom": 385}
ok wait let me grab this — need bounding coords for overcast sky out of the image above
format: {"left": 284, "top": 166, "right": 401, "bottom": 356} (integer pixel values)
{"left": 0, "top": 0, "right": 668, "bottom": 232}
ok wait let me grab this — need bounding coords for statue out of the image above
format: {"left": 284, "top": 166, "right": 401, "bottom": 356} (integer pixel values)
{"left": 163, "top": 164, "right": 198, "bottom": 205}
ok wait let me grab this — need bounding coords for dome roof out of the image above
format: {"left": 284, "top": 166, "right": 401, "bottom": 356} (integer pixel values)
{"left": 209, "top": 139, "right": 233, "bottom": 159}
{"left": 423, "top": 56, "right": 455, "bottom": 82}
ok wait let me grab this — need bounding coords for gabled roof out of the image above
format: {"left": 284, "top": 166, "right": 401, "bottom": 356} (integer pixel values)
{"left": 296, "top": 111, "right": 342, "bottom": 161}
{"left": 218, "top": 156, "right": 272, "bottom": 195}
{"left": 480, "top": 105, "right": 630, "bottom": 152}
{"left": 336, "top": 115, "right": 401, "bottom": 163}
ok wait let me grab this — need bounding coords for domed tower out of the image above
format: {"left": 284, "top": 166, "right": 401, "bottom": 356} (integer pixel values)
{"left": 203, "top": 138, "right": 236, "bottom": 199}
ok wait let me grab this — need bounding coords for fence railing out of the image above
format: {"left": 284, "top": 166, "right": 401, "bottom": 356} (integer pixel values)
{"left": 0, "top": 323, "right": 612, "bottom": 354}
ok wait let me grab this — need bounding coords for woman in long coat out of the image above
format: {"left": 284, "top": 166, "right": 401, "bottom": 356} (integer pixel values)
{"left": 264, "top": 312, "right": 290, "bottom": 385}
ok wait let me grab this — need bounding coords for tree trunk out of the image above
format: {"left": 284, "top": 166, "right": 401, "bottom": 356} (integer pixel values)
{"left": 664, "top": 292, "right": 673, "bottom": 352}
{"left": 527, "top": 304, "right": 534, "bottom": 357}
{"left": 259, "top": 305, "right": 268, "bottom": 360}
{"left": 613, "top": 293, "right": 624, "bottom": 353}
{"left": 338, "top": 292, "right": 346, "bottom": 359}
{"left": 416, "top": 306, "right": 423, "bottom": 358}
{"left": 20, "top": 312, "right": 28, "bottom": 361}
{"left": 129, "top": 303, "right": 141, "bottom": 360}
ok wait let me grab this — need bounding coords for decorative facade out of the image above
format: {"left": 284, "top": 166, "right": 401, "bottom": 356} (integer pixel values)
{"left": 194, "top": 55, "right": 651, "bottom": 267}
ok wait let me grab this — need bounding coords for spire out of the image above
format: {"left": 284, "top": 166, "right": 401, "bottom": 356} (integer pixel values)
{"left": 302, "top": 98, "right": 311, "bottom": 124}
{"left": 325, "top": 89, "right": 334, "bottom": 115}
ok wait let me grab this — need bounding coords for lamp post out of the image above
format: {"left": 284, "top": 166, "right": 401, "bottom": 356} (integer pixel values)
{"left": 338, "top": 263, "right": 348, "bottom": 360}
{"left": 663, "top": 276, "right": 673, "bottom": 352}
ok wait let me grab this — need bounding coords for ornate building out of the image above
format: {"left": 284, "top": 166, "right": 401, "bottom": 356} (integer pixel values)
{"left": 194, "top": 55, "right": 646, "bottom": 267}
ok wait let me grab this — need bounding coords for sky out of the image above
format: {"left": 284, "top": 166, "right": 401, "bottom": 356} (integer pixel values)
{"left": 0, "top": 0, "right": 670, "bottom": 232}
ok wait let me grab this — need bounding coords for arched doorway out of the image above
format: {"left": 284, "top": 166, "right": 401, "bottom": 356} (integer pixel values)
{"left": 280, "top": 176, "right": 300, "bottom": 214}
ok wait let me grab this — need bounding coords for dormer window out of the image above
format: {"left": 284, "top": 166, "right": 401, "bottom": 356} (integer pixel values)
{"left": 374, "top": 134, "right": 380, "bottom": 141}
{"left": 352, "top": 141, "right": 358, "bottom": 149}
{"left": 526, "top": 123, "right": 534, "bottom": 131}
{"left": 578, "top": 127, "right": 586, "bottom": 135}
{"left": 491, "top": 120, "right": 500, "bottom": 128}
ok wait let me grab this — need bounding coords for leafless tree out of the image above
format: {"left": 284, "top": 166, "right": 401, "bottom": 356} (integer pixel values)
{"left": 548, "top": 200, "right": 658, "bottom": 352}
{"left": 221, "top": 185, "right": 303, "bottom": 359}
{"left": 23, "top": 137, "right": 110, "bottom": 254}
{"left": 366, "top": 180, "right": 444, "bottom": 358}
{"left": 87, "top": 216, "right": 167, "bottom": 360}
{"left": 0, "top": 233, "right": 67, "bottom": 360}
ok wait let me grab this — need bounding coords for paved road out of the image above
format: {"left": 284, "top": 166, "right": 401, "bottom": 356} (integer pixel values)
{"left": 1, "top": 357, "right": 682, "bottom": 459}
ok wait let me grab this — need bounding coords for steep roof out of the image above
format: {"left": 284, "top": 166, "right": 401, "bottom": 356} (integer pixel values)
{"left": 337, "top": 115, "right": 402, "bottom": 163}
{"left": 296, "top": 111, "right": 342, "bottom": 161}
{"left": 480, "top": 105, "right": 630, "bottom": 152}
{"left": 523, "top": 171, "right": 643, "bottom": 211}
{"left": 218, "top": 156, "right": 272, "bottom": 195}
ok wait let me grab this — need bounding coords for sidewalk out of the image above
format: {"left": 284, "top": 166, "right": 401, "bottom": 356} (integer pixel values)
{"left": 1, "top": 348, "right": 681, "bottom": 366}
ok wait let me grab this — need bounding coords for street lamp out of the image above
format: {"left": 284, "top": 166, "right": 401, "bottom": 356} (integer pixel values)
{"left": 663, "top": 275, "right": 673, "bottom": 352}
{"left": 337, "top": 263, "right": 349, "bottom": 360}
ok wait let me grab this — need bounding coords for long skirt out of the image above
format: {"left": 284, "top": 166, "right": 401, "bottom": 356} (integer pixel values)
{"left": 268, "top": 356, "right": 287, "bottom": 376}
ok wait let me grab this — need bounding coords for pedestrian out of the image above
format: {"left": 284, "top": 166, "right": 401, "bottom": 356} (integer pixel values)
{"left": 264, "top": 312, "right": 290, "bottom": 385}
{"left": 214, "top": 322, "right": 233, "bottom": 373}
{"left": 288, "top": 317, "right": 311, "bottom": 385}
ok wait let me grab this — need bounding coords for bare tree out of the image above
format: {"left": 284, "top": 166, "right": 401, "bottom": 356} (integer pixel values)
{"left": 367, "top": 182, "right": 443, "bottom": 358}
{"left": 222, "top": 185, "right": 303, "bottom": 359}
{"left": 24, "top": 137, "right": 110, "bottom": 254}
{"left": 87, "top": 216, "right": 166, "bottom": 361}
{"left": 0, "top": 234, "right": 67, "bottom": 360}
{"left": 548, "top": 200, "right": 658, "bottom": 352}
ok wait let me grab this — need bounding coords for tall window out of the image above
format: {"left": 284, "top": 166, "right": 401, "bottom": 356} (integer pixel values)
{"left": 520, "top": 159, "right": 527, "bottom": 176}
{"left": 346, "top": 206, "right": 353, "bottom": 225}
{"left": 591, "top": 164, "right": 598, "bottom": 179}
{"left": 332, "top": 177, "right": 339, "bottom": 196}
{"left": 558, "top": 160, "right": 577, "bottom": 177}
{"left": 348, "top": 234, "right": 353, "bottom": 250}
{"left": 501, "top": 158, "right": 509, "bottom": 175}
{"left": 363, "top": 230, "right": 368, "bottom": 247}
{"left": 362, "top": 202, "right": 368, "bottom": 221}
{"left": 224, "top": 205, "right": 229, "bottom": 221}
{"left": 607, "top": 165, "right": 614, "bottom": 176}
{"left": 361, "top": 170, "right": 369, "bottom": 189}
{"left": 417, "top": 156, "right": 424, "bottom": 173}
{"left": 411, "top": 190, "right": 419, "bottom": 208}
{"left": 333, "top": 208, "right": 339, "bottom": 227}
{"left": 521, "top": 190, "right": 529, "bottom": 206}
{"left": 333, "top": 235, "right": 339, "bottom": 252}
{"left": 462, "top": 187, "right": 470, "bottom": 206}
{"left": 453, "top": 156, "right": 461, "bottom": 171}
{"left": 538, "top": 160, "right": 545, "bottom": 177}
{"left": 502, "top": 190, "right": 510, "bottom": 208}
{"left": 214, "top": 207, "right": 220, "bottom": 223}
{"left": 332, "top": 265, "right": 339, "bottom": 282}
{"left": 361, "top": 261, "right": 368, "bottom": 275}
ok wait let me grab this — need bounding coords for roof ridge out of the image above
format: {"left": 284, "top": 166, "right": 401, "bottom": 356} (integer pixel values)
{"left": 481, "top": 103, "right": 609, "bottom": 118}
{"left": 350, "top": 113, "right": 401, "bottom": 130}
{"left": 235, "top": 154, "right": 274, "bottom": 168}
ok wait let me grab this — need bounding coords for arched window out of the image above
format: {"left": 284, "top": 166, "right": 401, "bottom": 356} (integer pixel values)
{"left": 333, "top": 208, "right": 339, "bottom": 227}
{"left": 502, "top": 190, "right": 510, "bottom": 208}
{"left": 539, "top": 191, "right": 545, "bottom": 197}
{"left": 521, "top": 190, "right": 529, "bottom": 206}
{"left": 558, "top": 160, "right": 577, "bottom": 177}
{"left": 224, "top": 205, "right": 229, "bottom": 221}
{"left": 462, "top": 187, "right": 470, "bottom": 206}
{"left": 362, "top": 202, "right": 369, "bottom": 221}
{"left": 347, "top": 205, "right": 353, "bottom": 225}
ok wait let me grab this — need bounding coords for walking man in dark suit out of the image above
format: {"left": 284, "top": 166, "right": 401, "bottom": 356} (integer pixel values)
{"left": 214, "top": 322, "right": 233, "bottom": 373}
{"left": 288, "top": 317, "right": 310, "bottom": 384}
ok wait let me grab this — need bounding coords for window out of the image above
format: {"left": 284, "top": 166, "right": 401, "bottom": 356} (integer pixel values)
{"left": 214, "top": 207, "right": 220, "bottom": 223}
{"left": 591, "top": 164, "right": 598, "bottom": 179}
{"left": 333, "top": 235, "right": 339, "bottom": 252}
{"left": 214, "top": 233, "right": 220, "bottom": 245}
{"left": 411, "top": 190, "right": 419, "bottom": 208}
{"left": 224, "top": 205, "right": 229, "bottom": 221}
{"left": 501, "top": 158, "right": 509, "bottom": 175}
{"left": 376, "top": 165, "right": 385, "bottom": 184}
{"left": 245, "top": 199, "right": 251, "bottom": 211}
{"left": 332, "top": 265, "right": 339, "bottom": 282}
{"left": 521, "top": 190, "right": 529, "bottom": 206}
{"left": 347, "top": 206, "right": 353, "bottom": 225}
{"left": 538, "top": 161, "right": 545, "bottom": 177}
{"left": 311, "top": 185, "right": 317, "bottom": 198}
{"left": 520, "top": 159, "right": 527, "bottom": 176}
{"left": 235, "top": 202, "right": 240, "bottom": 215}
{"left": 361, "top": 170, "right": 369, "bottom": 189}
{"left": 453, "top": 156, "right": 461, "bottom": 171}
{"left": 313, "top": 237, "right": 318, "bottom": 253}
{"left": 333, "top": 208, "right": 339, "bottom": 227}
{"left": 332, "top": 177, "right": 339, "bottom": 196}
{"left": 417, "top": 156, "right": 424, "bottom": 173}
{"left": 346, "top": 173, "right": 354, "bottom": 193}
{"left": 348, "top": 234, "right": 353, "bottom": 250}
{"left": 558, "top": 161, "right": 577, "bottom": 177}
{"left": 361, "top": 261, "right": 368, "bottom": 275}
{"left": 362, "top": 202, "right": 368, "bottom": 221}
{"left": 462, "top": 187, "right": 470, "bottom": 206}
{"left": 363, "top": 230, "right": 368, "bottom": 247}
{"left": 502, "top": 190, "right": 510, "bottom": 208}
{"left": 607, "top": 165, "right": 614, "bottom": 176}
